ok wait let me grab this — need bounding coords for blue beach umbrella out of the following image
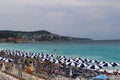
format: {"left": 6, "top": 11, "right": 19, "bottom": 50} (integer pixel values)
{"left": 111, "top": 62, "right": 120, "bottom": 67}
{"left": 60, "top": 57, "right": 68, "bottom": 61}
{"left": 0, "top": 57, "right": 3, "bottom": 60}
{"left": 4, "top": 59, "right": 13, "bottom": 63}
{"left": 74, "top": 57, "right": 82, "bottom": 61}
{"left": 77, "top": 63, "right": 88, "bottom": 68}
{"left": 66, "top": 62, "right": 78, "bottom": 67}
{"left": 97, "top": 61, "right": 106, "bottom": 65}
{"left": 31, "top": 55, "right": 36, "bottom": 58}
{"left": 102, "top": 62, "right": 113, "bottom": 67}
{"left": 84, "top": 58, "right": 91, "bottom": 62}
{"left": 94, "top": 74, "right": 109, "bottom": 80}
{"left": 89, "top": 60, "right": 98, "bottom": 63}
{"left": 87, "top": 64, "right": 102, "bottom": 70}
{"left": 66, "top": 58, "right": 74, "bottom": 62}
{"left": 42, "top": 58, "right": 49, "bottom": 62}
{"left": 75, "top": 60, "right": 83, "bottom": 63}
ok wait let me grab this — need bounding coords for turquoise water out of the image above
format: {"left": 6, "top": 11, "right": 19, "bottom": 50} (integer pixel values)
{"left": 0, "top": 40, "right": 120, "bottom": 63}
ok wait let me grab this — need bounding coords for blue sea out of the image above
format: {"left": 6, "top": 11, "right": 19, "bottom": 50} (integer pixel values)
{"left": 0, "top": 40, "right": 120, "bottom": 63}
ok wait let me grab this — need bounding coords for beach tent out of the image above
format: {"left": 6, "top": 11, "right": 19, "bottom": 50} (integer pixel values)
{"left": 94, "top": 74, "right": 109, "bottom": 80}
{"left": 87, "top": 64, "right": 102, "bottom": 70}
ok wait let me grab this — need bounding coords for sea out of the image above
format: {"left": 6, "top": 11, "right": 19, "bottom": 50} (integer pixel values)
{"left": 0, "top": 40, "right": 120, "bottom": 69}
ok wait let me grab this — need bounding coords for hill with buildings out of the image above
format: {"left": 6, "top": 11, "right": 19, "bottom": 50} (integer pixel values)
{"left": 0, "top": 30, "right": 92, "bottom": 43}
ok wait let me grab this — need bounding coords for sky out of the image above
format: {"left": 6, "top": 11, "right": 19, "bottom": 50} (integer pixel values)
{"left": 0, "top": 0, "right": 120, "bottom": 40}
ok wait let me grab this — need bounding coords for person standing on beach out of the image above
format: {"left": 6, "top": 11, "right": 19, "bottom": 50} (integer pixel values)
{"left": 54, "top": 49, "right": 58, "bottom": 59}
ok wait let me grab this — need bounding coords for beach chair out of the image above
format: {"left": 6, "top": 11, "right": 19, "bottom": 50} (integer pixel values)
{"left": 104, "top": 70, "right": 110, "bottom": 75}
{"left": 113, "top": 69, "right": 120, "bottom": 76}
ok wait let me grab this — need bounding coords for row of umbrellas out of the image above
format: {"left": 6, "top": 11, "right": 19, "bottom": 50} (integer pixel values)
{"left": 1, "top": 49, "right": 120, "bottom": 70}
{"left": 0, "top": 56, "right": 14, "bottom": 63}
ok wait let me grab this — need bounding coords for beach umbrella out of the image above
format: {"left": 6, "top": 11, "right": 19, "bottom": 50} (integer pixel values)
{"left": 77, "top": 63, "right": 88, "bottom": 68}
{"left": 74, "top": 57, "right": 82, "bottom": 61}
{"left": 84, "top": 58, "right": 91, "bottom": 62}
{"left": 31, "top": 55, "right": 36, "bottom": 58}
{"left": 60, "top": 57, "right": 67, "bottom": 61}
{"left": 0, "top": 57, "right": 3, "bottom": 60}
{"left": 75, "top": 60, "right": 83, "bottom": 63}
{"left": 42, "top": 58, "right": 49, "bottom": 62}
{"left": 52, "top": 59, "right": 62, "bottom": 64}
{"left": 2, "top": 58, "right": 6, "bottom": 61}
{"left": 94, "top": 74, "right": 109, "bottom": 80}
{"left": 87, "top": 64, "right": 102, "bottom": 70}
{"left": 50, "top": 58, "right": 56, "bottom": 62}
{"left": 111, "top": 62, "right": 120, "bottom": 67}
{"left": 59, "top": 60, "right": 65, "bottom": 64}
{"left": 89, "top": 60, "right": 98, "bottom": 63}
{"left": 102, "top": 62, "right": 113, "bottom": 67}
{"left": 97, "top": 61, "right": 106, "bottom": 65}
{"left": 66, "top": 62, "right": 78, "bottom": 67}
{"left": 66, "top": 58, "right": 74, "bottom": 62}
{"left": 4, "top": 59, "right": 13, "bottom": 63}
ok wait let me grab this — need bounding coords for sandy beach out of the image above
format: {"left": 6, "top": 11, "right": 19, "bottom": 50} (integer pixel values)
{"left": 0, "top": 49, "right": 120, "bottom": 80}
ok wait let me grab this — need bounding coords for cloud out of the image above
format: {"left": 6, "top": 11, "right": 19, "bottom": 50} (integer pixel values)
{"left": 0, "top": 0, "right": 120, "bottom": 39}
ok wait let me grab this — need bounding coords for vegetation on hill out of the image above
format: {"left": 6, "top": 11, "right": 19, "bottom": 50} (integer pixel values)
{"left": 0, "top": 30, "right": 92, "bottom": 42}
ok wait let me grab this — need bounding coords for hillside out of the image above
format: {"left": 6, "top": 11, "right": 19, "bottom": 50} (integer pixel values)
{"left": 0, "top": 30, "right": 92, "bottom": 42}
